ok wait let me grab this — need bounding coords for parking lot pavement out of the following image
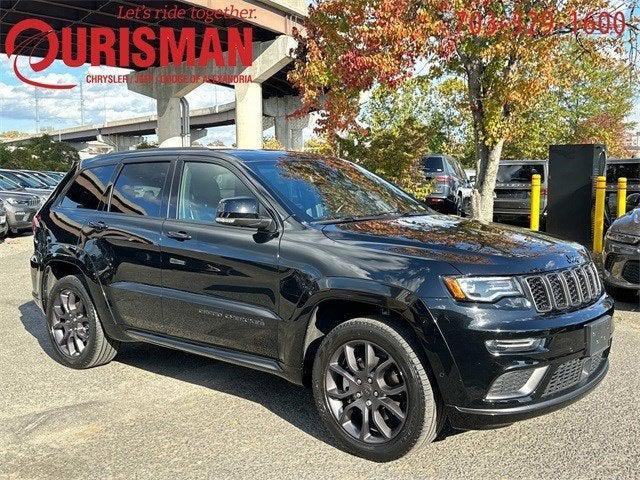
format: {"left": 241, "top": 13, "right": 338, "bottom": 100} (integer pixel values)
{"left": 1, "top": 235, "right": 639, "bottom": 480}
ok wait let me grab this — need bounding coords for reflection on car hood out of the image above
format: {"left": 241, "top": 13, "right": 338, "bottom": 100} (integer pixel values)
{"left": 609, "top": 208, "right": 640, "bottom": 235}
{"left": 322, "top": 214, "right": 590, "bottom": 275}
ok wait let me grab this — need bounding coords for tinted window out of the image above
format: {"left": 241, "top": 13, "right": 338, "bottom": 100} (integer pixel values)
{"left": 109, "top": 162, "right": 169, "bottom": 217}
{"left": 422, "top": 156, "right": 444, "bottom": 173}
{"left": 497, "top": 164, "right": 545, "bottom": 183}
{"left": 59, "top": 165, "right": 115, "bottom": 210}
{"left": 607, "top": 162, "right": 640, "bottom": 183}
{"left": 2, "top": 171, "right": 46, "bottom": 188}
{"left": 249, "top": 156, "right": 428, "bottom": 222}
{"left": 0, "top": 175, "right": 21, "bottom": 191}
{"left": 178, "top": 162, "right": 254, "bottom": 223}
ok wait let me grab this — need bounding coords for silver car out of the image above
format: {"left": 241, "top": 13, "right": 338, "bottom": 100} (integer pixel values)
{"left": 603, "top": 206, "right": 640, "bottom": 295}
{"left": 0, "top": 199, "right": 8, "bottom": 239}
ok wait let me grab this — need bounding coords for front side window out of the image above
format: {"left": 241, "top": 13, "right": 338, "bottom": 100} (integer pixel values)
{"left": 59, "top": 165, "right": 116, "bottom": 210}
{"left": 248, "top": 155, "right": 428, "bottom": 223}
{"left": 178, "top": 162, "right": 255, "bottom": 223}
{"left": 109, "top": 162, "right": 169, "bottom": 217}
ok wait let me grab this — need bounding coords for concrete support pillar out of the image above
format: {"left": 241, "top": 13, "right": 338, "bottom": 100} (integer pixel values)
{"left": 190, "top": 129, "right": 207, "bottom": 144}
{"left": 274, "top": 116, "right": 288, "bottom": 148}
{"left": 274, "top": 114, "right": 309, "bottom": 151}
{"left": 235, "top": 82, "right": 263, "bottom": 149}
{"left": 157, "top": 97, "right": 183, "bottom": 147}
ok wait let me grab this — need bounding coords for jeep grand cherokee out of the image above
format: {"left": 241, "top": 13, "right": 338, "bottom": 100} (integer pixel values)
{"left": 31, "top": 149, "right": 613, "bottom": 462}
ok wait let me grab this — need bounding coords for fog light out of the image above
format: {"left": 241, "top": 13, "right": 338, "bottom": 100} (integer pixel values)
{"left": 486, "top": 366, "right": 548, "bottom": 400}
{"left": 485, "top": 338, "right": 545, "bottom": 355}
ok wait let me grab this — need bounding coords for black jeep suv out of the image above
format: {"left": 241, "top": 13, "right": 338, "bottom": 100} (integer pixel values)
{"left": 31, "top": 149, "right": 613, "bottom": 462}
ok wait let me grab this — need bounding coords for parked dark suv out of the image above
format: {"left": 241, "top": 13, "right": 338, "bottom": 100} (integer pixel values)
{"left": 31, "top": 149, "right": 613, "bottom": 462}
{"left": 421, "top": 154, "right": 469, "bottom": 214}
{"left": 493, "top": 159, "right": 548, "bottom": 226}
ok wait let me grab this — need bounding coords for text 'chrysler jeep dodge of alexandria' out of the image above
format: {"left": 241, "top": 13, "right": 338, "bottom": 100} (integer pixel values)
{"left": 31, "top": 149, "right": 613, "bottom": 462}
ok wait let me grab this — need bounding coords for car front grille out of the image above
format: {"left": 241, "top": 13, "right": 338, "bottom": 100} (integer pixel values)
{"left": 621, "top": 261, "right": 640, "bottom": 285}
{"left": 523, "top": 263, "right": 602, "bottom": 313}
{"left": 28, "top": 197, "right": 40, "bottom": 208}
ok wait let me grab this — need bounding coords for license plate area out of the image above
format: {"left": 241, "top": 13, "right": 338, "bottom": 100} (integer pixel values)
{"left": 585, "top": 316, "right": 612, "bottom": 356}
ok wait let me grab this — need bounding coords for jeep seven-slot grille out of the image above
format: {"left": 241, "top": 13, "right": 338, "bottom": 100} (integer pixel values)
{"left": 523, "top": 263, "right": 601, "bottom": 313}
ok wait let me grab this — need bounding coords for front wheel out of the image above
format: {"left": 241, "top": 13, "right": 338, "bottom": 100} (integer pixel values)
{"left": 312, "top": 317, "right": 441, "bottom": 462}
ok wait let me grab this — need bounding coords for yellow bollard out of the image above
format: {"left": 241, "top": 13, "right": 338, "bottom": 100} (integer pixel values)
{"left": 530, "top": 174, "right": 541, "bottom": 231}
{"left": 617, "top": 177, "right": 627, "bottom": 218}
{"left": 593, "top": 176, "right": 606, "bottom": 253}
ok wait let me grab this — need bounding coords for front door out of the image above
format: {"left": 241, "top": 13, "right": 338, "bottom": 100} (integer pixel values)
{"left": 160, "top": 157, "right": 281, "bottom": 359}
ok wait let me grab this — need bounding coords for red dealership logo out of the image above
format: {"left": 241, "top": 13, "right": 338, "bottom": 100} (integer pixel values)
{"left": 5, "top": 18, "right": 253, "bottom": 90}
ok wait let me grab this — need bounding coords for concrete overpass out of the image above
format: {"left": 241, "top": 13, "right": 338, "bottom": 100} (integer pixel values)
{"left": 1, "top": 0, "right": 310, "bottom": 149}
{"left": 1, "top": 94, "right": 308, "bottom": 150}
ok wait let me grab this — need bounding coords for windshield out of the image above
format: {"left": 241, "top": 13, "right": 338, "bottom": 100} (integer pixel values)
{"left": 0, "top": 175, "right": 22, "bottom": 191}
{"left": 249, "top": 156, "right": 429, "bottom": 223}
{"left": 31, "top": 172, "right": 58, "bottom": 186}
{"left": 497, "top": 163, "right": 545, "bottom": 183}
{"left": 12, "top": 172, "right": 48, "bottom": 188}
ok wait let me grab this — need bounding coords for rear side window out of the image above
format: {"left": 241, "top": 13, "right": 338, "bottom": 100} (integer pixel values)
{"left": 59, "top": 165, "right": 116, "bottom": 210}
{"left": 497, "top": 164, "right": 545, "bottom": 183}
{"left": 109, "top": 162, "right": 169, "bottom": 217}
{"left": 422, "top": 156, "right": 445, "bottom": 173}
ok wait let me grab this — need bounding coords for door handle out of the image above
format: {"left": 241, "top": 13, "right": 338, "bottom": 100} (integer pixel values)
{"left": 87, "top": 221, "right": 108, "bottom": 231}
{"left": 167, "top": 231, "right": 192, "bottom": 241}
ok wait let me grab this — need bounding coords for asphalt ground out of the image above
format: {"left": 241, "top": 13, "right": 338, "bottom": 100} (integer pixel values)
{"left": 1, "top": 234, "right": 639, "bottom": 479}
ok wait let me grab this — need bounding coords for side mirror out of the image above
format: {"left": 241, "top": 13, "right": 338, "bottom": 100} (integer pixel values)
{"left": 216, "top": 197, "right": 273, "bottom": 229}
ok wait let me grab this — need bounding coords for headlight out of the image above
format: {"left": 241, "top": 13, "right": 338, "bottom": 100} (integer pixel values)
{"left": 444, "top": 276, "right": 523, "bottom": 302}
{"left": 5, "top": 197, "right": 19, "bottom": 206}
{"left": 606, "top": 231, "right": 640, "bottom": 245}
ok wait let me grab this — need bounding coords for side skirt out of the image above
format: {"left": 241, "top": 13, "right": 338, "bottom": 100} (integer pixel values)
{"left": 126, "top": 329, "right": 293, "bottom": 381}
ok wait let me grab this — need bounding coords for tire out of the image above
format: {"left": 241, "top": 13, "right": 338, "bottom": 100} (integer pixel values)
{"left": 46, "top": 275, "right": 119, "bottom": 369}
{"left": 312, "top": 317, "right": 441, "bottom": 462}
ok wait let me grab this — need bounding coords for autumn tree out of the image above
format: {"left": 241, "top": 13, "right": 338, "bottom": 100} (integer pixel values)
{"left": 291, "top": 0, "right": 639, "bottom": 222}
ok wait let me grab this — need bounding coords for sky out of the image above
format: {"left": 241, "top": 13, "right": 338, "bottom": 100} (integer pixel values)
{"left": 0, "top": 56, "right": 268, "bottom": 146}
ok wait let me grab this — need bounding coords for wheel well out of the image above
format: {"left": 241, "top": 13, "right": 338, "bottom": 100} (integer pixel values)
{"left": 301, "top": 300, "right": 411, "bottom": 386}
{"left": 42, "top": 261, "right": 85, "bottom": 312}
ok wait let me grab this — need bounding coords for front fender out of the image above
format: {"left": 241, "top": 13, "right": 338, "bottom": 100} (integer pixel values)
{"left": 278, "top": 276, "right": 458, "bottom": 393}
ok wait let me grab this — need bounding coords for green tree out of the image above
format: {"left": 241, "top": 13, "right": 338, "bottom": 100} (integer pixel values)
{"left": 4, "top": 135, "right": 78, "bottom": 171}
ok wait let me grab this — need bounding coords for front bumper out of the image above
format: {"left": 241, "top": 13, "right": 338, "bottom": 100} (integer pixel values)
{"left": 424, "top": 294, "right": 614, "bottom": 429}
{"left": 603, "top": 240, "right": 640, "bottom": 290}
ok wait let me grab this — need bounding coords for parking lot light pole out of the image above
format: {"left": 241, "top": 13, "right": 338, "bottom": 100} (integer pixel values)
{"left": 617, "top": 177, "right": 627, "bottom": 218}
{"left": 593, "top": 176, "right": 606, "bottom": 253}
{"left": 530, "top": 174, "right": 541, "bottom": 231}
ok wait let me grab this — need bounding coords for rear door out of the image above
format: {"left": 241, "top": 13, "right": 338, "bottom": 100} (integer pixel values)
{"left": 83, "top": 156, "right": 173, "bottom": 332}
{"left": 159, "top": 155, "right": 281, "bottom": 358}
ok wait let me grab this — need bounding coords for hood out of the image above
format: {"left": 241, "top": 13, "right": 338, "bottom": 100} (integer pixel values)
{"left": 609, "top": 208, "right": 640, "bottom": 236}
{"left": 321, "top": 214, "right": 590, "bottom": 275}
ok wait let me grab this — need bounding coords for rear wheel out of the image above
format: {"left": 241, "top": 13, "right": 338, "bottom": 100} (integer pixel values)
{"left": 46, "top": 275, "right": 119, "bottom": 369}
{"left": 312, "top": 317, "right": 441, "bottom": 462}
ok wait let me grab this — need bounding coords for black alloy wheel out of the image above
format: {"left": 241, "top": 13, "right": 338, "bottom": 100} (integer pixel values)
{"left": 51, "top": 289, "right": 90, "bottom": 357}
{"left": 324, "top": 340, "right": 408, "bottom": 443}
{"left": 46, "top": 275, "right": 119, "bottom": 369}
{"left": 312, "top": 317, "right": 441, "bottom": 462}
